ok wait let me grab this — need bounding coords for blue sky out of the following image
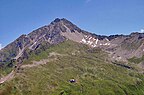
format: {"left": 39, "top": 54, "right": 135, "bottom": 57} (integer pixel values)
{"left": 0, "top": 0, "right": 144, "bottom": 47}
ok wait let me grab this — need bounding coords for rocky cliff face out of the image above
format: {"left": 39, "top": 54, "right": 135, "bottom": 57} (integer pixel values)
{"left": 0, "top": 18, "right": 144, "bottom": 66}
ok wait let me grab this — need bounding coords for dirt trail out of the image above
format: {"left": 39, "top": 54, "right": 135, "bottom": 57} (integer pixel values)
{"left": 21, "top": 59, "right": 54, "bottom": 68}
{"left": 21, "top": 52, "right": 66, "bottom": 68}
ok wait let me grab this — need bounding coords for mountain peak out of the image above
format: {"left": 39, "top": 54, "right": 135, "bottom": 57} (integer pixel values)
{"left": 50, "top": 18, "right": 74, "bottom": 27}
{"left": 53, "top": 18, "right": 61, "bottom": 23}
{"left": 51, "top": 18, "right": 69, "bottom": 24}
{"left": 49, "top": 18, "right": 82, "bottom": 34}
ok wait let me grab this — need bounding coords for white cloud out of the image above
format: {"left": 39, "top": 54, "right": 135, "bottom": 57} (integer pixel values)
{"left": 140, "top": 29, "right": 144, "bottom": 33}
{"left": 0, "top": 44, "right": 2, "bottom": 50}
{"left": 132, "top": 28, "right": 144, "bottom": 33}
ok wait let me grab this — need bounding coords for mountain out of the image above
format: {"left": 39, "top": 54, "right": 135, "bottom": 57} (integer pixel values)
{"left": 1, "top": 18, "right": 144, "bottom": 66}
{"left": 0, "top": 18, "right": 144, "bottom": 95}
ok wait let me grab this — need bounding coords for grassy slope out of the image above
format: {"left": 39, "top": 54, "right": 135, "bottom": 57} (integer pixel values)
{"left": 0, "top": 40, "right": 144, "bottom": 95}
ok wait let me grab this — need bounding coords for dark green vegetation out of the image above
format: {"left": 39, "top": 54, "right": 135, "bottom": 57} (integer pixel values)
{"left": 0, "top": 40, "right": 144, "bottom": 95}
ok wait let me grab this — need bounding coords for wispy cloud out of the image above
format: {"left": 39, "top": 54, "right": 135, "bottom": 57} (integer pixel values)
{"left": 140, "top": 29, "right": 144, "bottom": 33}
{"left": 85, "top": 0, "right": 92, "bottom": 3}
{"left": 132, "top": 28, "right": 144, "bottom": 33}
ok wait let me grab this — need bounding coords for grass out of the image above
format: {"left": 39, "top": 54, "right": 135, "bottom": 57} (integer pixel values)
{"left": 0, "top": 40, "right": 144, "bottom": 95}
